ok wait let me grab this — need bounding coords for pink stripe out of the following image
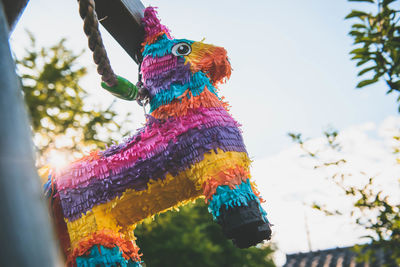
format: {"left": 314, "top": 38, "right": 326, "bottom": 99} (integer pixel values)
{"left": 143, "top": 7, "right": 172, "bottom": 43}
{"left": 56, "top": 107, "right": 239, "bottom": 190}
{"left": 141, "top": 54, "right": 177, "bottom": 81}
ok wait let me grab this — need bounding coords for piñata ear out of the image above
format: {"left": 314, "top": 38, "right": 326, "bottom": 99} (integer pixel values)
{"left": 142, "top": 7, "right": 172, "bottom": 45}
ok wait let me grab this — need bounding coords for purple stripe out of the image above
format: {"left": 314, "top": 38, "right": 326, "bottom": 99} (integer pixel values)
{"left": 144, "top": 62, "right": 191, "bottom": 96}
{"left": 60, "top": 126, "right": 247, "bottom": 221}
{"left": 57, "top": 107, "right": 239, "bottom": 191}
{"left": 101, "top": 107, "right": 236, "bottom": 158}
{"left": 142, "top": 55, "right": 192, "bottom": 97}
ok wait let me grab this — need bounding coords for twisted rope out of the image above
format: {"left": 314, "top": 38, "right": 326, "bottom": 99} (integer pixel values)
{"left": 78, "top": 0, "right": 118, "bottom": 87}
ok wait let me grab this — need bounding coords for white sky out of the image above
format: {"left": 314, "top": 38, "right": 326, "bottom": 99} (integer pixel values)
{"left": 254, "top": 116, "right": 400, "bottom": 265}
{"left": 9, "top": 1, "right": 400, "bottom": 266}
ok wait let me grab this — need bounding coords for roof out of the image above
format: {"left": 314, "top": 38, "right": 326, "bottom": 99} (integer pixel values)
{"left": 283, "top": 246, "right": 398, "bottom": 267}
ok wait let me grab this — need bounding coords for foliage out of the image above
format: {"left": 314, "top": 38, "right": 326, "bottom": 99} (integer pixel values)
{"left": 289, "top": 130, "right": 400, "bottom": 265}
{"left": 346, "top": 0, "right": 400, "bottom": 107}
{"left": 135, "top": 199, "right": 276, "bottom": 267}
{"left": 15, "top": 33, "right": 132, "bottom": 165}
{"left": 285, "top": 1, "right": 400, "bottom": 264}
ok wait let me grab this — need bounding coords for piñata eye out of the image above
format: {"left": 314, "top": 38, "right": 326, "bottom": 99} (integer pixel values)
{"left": 172, "top": 42, "right": 191, "bottom": 56}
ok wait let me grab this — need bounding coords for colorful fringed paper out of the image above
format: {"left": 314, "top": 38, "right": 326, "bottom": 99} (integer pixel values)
{"left": 44, "top": 6, "right": 271, "bottom": 266}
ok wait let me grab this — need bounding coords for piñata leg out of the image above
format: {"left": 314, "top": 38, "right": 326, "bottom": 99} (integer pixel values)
{"left": 43, "top": 177, "right": 142, "bottom": 266}
{"left": 203, "top": 166, "right": 271, "bottom": 248}
{"left": 66, "top": 223, "right": 142, "bottom": 267}
{"left": 75, "top": 245, "right": 142, "bottom": 267}
{"left": 65, "top": 207, "right": 142, "bottom": 267}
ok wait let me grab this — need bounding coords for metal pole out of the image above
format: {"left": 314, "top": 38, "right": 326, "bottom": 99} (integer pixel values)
{"left": 0, "top": 1, "right": 60, "bottom": 266}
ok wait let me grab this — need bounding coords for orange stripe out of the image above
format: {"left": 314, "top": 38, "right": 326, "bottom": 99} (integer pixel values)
{"left": 202, "top": 166, "right": 250, "bottom": 202}
{"left": 151, "top": 87, "right": 230, "bottom": 119}
{"left": 67, "top": 229, "right": 141, "bottom": 267}
{"left": 250, "top": 181, "right": 266, "bottom": 203}
{"left": 142, "top": 31, "right": 169, "bottom": 49}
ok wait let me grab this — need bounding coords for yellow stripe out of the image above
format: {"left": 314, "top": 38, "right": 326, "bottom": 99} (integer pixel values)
{"left": 38, "top": 165, "right": 51, "bottom": 186}
{"left": 66, "top": 149, "right": 250, "bottom": 247}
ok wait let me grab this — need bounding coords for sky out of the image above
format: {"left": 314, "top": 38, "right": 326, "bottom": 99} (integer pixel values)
{"left": 253, "top": 116, "right": 400, "bottom": 264}
{"left": 9, "top": 0, "right": 400, "bottom": 266}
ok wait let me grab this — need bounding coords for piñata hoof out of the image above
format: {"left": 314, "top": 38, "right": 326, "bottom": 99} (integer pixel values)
{"left": 42, "top": 7, "right": 272, "bottom": 266}
{"left": 218, "top": 199, "right": 272, "bottom": 248}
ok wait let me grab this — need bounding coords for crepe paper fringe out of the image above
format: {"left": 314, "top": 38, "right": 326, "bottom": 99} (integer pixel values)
{"left": 65, "top": 151, "right": 251, "bottom": 241}
{"left": 75, "top": 246, "right": 142, "bottom": 267}
{"left": 52, "top": 194, "right": 72, "bottom": 258}
{"left": 202, "top": 166, "right": 250, "bottom": 201}
{"left": 56, "top": 107, "right": 238, "bottom": 191}
{"left": 249, "top": 180, "right": 266, "bottom": 204}
{"left": 146, "top": 64, "right": 192, "bottom": 97}
{"left": 143, "top": 35, "right": 175, "bottom": 58}
{"left": 208, "top": 179, "right": 256, "bottom": 219}
{"left": 43, "top": 170, "right": 54, "bottom": 198}
{"left": 66, "top": 205, "right": 121, "bottom": 249}
{"left": 102, "top": 110, "right": 211, "bottom": 158}
{"left": 149, "top": 71, "right": 218, "bottom": 112}
{"left": 66, "top": 171, "right": 202, "bottom": 247}
{"left": 142, "top": 56, "right": 192, "bottom": 97}
{"left": 143, "top": 35, "right": 194, "bottom": 58}
{"left": 151, "top": 86, "right": 228, "bottom": 119}
{"left": 57, "top": 120, "right": 240, "bottom": 214}
{"left": 208, "top": 179, "right": 268, "bottom": 223}
{"left": 183, "top": 41, "right": 231, "bottom": 86}
{"left": 67, "top": 230, "right": 141, "bottom": 267}
{"left": 141, "top": 54, "right": 176, "bottom": 71}
{"left": 61, "top": 127, "right": 247, "bottom": 221}
{"left": 142, "top": 7, "right": 172, "bottom": 45}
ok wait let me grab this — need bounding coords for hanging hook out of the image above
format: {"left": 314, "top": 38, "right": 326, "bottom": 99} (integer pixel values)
{"left": 136, "top": 83, "right": 150, "bottom": 113}
{"left": 141, "top": 98, "right": 149, "bottom": 115}
{"left": 136, "top": 63, "right": 150, "bottom": 114}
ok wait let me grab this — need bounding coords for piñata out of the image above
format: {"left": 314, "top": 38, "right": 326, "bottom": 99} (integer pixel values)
{"left": 43, "top": 7, "right": 271, "bottom": 266}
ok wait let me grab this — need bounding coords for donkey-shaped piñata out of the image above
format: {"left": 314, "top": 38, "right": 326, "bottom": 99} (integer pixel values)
{"left": 44, "top": 7, "right": 271, "bottom": 267}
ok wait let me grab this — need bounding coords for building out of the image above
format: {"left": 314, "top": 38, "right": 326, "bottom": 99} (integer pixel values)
{"left": 284, "top": 246, "right": 398, "bottom": 267}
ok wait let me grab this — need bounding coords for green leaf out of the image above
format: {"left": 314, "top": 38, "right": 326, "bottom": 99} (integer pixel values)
{"left": 382, "top": 0, "right": 397, "bottom": 5}
{"left": 356, "top": 59, "right": 372, "bottom": 66}
{"left": 349, "top": 30, "right": 365, "bottom": 37}
{"left": 356, "top": 78, "right": 379, "bottom": 88}
{"left": 16, "top": 32, "right": 136, "bottom": 165}
{"left": 345, "top": 10, "right": 370, "bottom": 19}
{"left": 350, "top": 47, "right": 369, "bottom": 54}
{"left": 389, "top": 80, "right": 400, "bottom": 91}
{"left": 351, "top": 54, "right": 368, "bottom": 60}
{"left": 351, "top": 23, "right": 367, "bottom": 29}
{"left": 358, "top": 66, "right": 377, "bottom": 76}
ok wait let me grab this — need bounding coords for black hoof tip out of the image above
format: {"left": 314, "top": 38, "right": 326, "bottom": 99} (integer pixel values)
{"left": 217, "top": 199, "right": 272, "bottom": 249}
{"left": 232, "top": 221, "right": 272, "bottom": 249}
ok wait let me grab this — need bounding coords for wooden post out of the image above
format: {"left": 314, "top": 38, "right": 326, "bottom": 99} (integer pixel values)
{"left": 3, "top": 0, "right": 146, "bottom": 62}
{"left": 0, "top": 0, "right": 145, "bottom": 265}
{"left": 0, "top": 1, "right": 61, "bottom": 266}
{"left": 94, "top": 0, "right": 145, "bottom": 63}
{"left": 1, "top": 0, "right": 29, "bottom": 31}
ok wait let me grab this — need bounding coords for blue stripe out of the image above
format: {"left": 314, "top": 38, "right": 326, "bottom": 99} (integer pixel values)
{"left": 43, "top": 171, "right": 54, "bottom": 198}
{"left": 76, "top": 245, "right": 142, "bottom": 267}
{"left": 143, "top": 35, "right": 194, "bottom": 58}
{"left": 208, "top": 179, "right": 268, "bottom": 223}
{"left": 150, "top": 71, "right": 218, "bottom": 112}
